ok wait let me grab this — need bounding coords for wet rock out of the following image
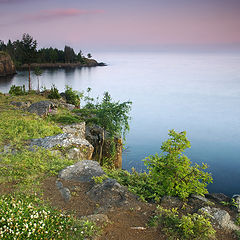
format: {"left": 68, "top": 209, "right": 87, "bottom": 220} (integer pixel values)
{"left": 87, "top": 178, "right": 138, "bottom": 211}
{"left": 30, "top": 133, "right": 94, "bottom": 160}
{"left": 200, "top": 207, "right": 240, "bottom": 231}
{"left": 28, "top": 100, "right": 56, "bottom": 116}
{"left": 58, "top": 160, "right": 105, "bottom": 182}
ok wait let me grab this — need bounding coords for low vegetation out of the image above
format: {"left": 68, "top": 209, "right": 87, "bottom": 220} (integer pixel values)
{"left": 149, "top": 206, "right": 215, "bottom": 240}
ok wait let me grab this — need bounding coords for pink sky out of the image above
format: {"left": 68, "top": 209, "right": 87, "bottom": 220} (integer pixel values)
{"left": 0, "top": 0, "right": 240, "bottom": 51}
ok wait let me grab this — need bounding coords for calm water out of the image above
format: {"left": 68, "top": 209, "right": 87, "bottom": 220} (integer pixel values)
{"left": 1, "top": 52, "right": 240, "bottom": 196}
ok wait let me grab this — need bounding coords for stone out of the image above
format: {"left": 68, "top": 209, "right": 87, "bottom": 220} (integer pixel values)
{"left": 200, "top": 207, "right": 240, "bottom": 231}
{"left": 0, "top": 52, "right": 16, "bottom": 77}
{"left": 61, "top": 122, "right": 85, "bottom": 139}
{"left": 28, "top": 100, "right": 56, "bottom": 116}
{"left": 11, "top": 101, "right": 31, "bottom": 108}
{"left": 59, "top": 187, "right": 71, "bottom": 202}
{"left": 87, "top": 178, "right": 138, "bottom": 211}
{"left": 58, "top": 160, "right": 105, "bottom": 182}
{"left": 30, "top": 133, "right": 94, "bottom": 160}
{"left": 81, "top": 214, "right": 109, "bottom": 226}
{"left": 206, "top": 193, "right": 231, "bottom": 203}
{"left": 232, "top": 195, "right": 240, "bottom": 212}
{"left": 86, "top": 125, "right": 123, "bottom": 169}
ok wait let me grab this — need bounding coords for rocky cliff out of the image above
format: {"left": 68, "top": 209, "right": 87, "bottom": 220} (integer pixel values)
{"left": 0, "top": 51, "right": 16, "bottom": 77}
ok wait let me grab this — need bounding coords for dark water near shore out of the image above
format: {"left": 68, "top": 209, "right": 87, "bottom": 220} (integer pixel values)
{"left": 1, "top": 52, "right": 240, "bottom": 196}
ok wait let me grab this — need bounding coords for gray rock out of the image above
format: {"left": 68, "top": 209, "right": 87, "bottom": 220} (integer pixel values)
{"left": 30, "top": 133, "right": 94, "bottom": 160}
{"left": 61, "top": 123, "right": 85, "bottom": 139}
{"left": 206, "top": 193, "right": 231, "bottom": 203}
{"left": 56, "top": 180, "right": 63, "bottom": 190}
{"left": 59, "top": 187, "right": 71, "bottom": 202}
{"left": 28, "top": 101, "right": 56, "bottom": 116}
{"left": 87, "top": 178, "right": 138, "bottom": 211}
{"left": 58, "top": 160, "right": 105, "bottom": 182}
{"left": 200, "top": 206, "right": 240, "bottom": 231}
{"left": 232, "top": 195, "right": 240, "bottom": 212}
{"left": 11, "top": 101, "right": 31, "bottom": 108}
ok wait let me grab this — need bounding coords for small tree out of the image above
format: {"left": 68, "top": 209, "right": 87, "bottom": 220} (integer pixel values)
{"left": 20, "top": 33, "right": 37, "bottom": 91}
{"left": 87, "top": 53, "right": 92, "bottom": 59}
{"left": 144, "top": 130, "right": 212, "bottom": 199}
{"left": 94, "top": 92, "right": 132, "bottom": 164}
{"left": 34, "top": 67, "right": 43, "bottom": 92}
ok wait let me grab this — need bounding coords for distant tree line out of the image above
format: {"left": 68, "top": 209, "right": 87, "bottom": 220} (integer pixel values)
{"left": 0, "top": 33, "right": 92, "bottom": 68}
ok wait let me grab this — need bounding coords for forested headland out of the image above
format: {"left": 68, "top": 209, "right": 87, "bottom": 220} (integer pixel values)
{"left": 0, "top": 33, "right": 94, "bottom": 68}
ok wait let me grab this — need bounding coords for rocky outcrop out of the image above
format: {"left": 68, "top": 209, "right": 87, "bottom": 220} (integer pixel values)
{"left": 86, "top": 125, "right": 123, "bottom": 169}
{"left": 200, "top": 207, "right": 240, "bottom": 231}
{"left": 30, "top": 133, "right": 94, "bottom": 160}
{"left": 58, "top": 160, "right": 105, "bottom": 182}
{"left": 28, "top": 101, "right": 57, "bottom": 116}
{"left": 0, "top": 52, "right": 16, "bottom": 77}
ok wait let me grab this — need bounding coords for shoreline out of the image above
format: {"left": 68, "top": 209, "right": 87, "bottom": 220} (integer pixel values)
{"left": 18, "top": 60, "right": 107, "bottom": 70}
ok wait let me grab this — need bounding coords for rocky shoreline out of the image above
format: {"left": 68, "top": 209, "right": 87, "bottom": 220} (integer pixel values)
{"left": 19, "top": 59, "right": 106, "bottom": 70}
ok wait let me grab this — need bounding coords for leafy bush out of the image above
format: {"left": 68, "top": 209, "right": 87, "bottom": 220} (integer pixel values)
{"left": 0, "top": 194, "right": 98, "bottom": 239}
{"left": 9, "top": 85, "right": 27, "bottom": 96}
{"left": 48, "top": 84, "right": 61, "bottom": 99}
{"left": 144, "top": 130, "right": 212, "bottom": 199}
{"left": 149, "top": 206, "right": 215, "bottom": 240}
{"left": 65, "top": 86, "right": 82, "bottom": 107}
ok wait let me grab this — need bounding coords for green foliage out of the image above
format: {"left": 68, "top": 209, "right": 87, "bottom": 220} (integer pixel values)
{"left": 48, "top": 84, "right": 61, "bottom": 99}
{"left": 149, "top": 206, "right": 215, "bottom": 240}
{"left": 0, "top": 194, "right": 98, "bottom": 239}
{"left": 0, "top": 110, "right": 62, "bottom": 147}
{"left": 9, "top": 85, "right": 27, "bottom": 96}
{"left": 65, "top": 85, "right": 82, "bottom": 107}
{"left": 104, "top": 168, "right": 154, "bottom": 202}
{"left": 48, "top": 113, "right": 82, "bottom": 125}
{"left": 0, "top": 148, "right": 74, "bottom": 185}
{"left": 92, "top": 174, "right": 109, "bottom": 184}
{"left": 144, "top": 130, "right": 212, "bottom": 199}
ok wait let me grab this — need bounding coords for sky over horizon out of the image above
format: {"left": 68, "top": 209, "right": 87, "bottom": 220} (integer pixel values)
{"left": 0, "top": 0, "right": 240, "bottom": 52}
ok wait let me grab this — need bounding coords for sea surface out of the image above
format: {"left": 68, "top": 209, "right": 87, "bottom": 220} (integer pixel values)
{"left": 1, "top": 52, "right": 240, "bottom": 196}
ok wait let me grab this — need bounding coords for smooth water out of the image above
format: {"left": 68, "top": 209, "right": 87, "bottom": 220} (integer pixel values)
{"left": 1, "top": 52, "right": 240, "bottom": 196}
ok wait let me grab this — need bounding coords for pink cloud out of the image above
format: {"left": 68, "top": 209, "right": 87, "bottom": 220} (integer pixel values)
{"left": 25, "top": 8, "right": 104, "bottom": 22}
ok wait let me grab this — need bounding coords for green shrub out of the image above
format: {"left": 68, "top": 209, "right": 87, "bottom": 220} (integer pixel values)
{"left": 65, "top": 86, "right": 82, "bottom": 107}
{"left": 149, "top": 206, "right": 215, "bottom": 240}
{"left": 0, "top": 194, "right": 98, "bottom": 239}
{"left": 48, "top": 84, "right": 61, "bottom": 99}
{"left": 9, "top": 85, "right": 27, "bottom": 96}
{"left": 49, "top": 113, "right": 82, "bottom": 125}
{"left": 144, "top": 130, "right": 212, "bottom": 199}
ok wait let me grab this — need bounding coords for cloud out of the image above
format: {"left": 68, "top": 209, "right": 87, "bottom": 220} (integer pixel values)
{"left": 24, "top": 8, "right": 104, "bottom": 22}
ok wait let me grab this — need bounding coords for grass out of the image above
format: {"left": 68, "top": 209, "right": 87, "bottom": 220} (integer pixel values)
{"left": 0, "top": 92, "right": 99, "bottom": 239}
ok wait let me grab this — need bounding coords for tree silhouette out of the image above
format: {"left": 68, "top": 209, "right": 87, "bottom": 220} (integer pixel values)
{"left": 20, "top": 33, "right": 37, "bottom": 91}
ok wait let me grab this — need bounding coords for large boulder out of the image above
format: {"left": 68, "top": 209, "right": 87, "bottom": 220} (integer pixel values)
{"left": 30, "top": 133, "right": 94, "bottom": 160}
{"left": 0, "top": 52, "right": 16, "bottom": 77}
{"left": 58, "top": 160, "right": 105, "bottom": 182}
{"left": 61, "top": 122, "right": 85, "bottom": 139}
{"left": 87, "top": 178, "right": 138, "bottom": 211}
{"left": 28, "top": 101, "right": 56, "bottom": 116}
{"left": 200, "top": 207, "right": 240, "bottom": 231}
